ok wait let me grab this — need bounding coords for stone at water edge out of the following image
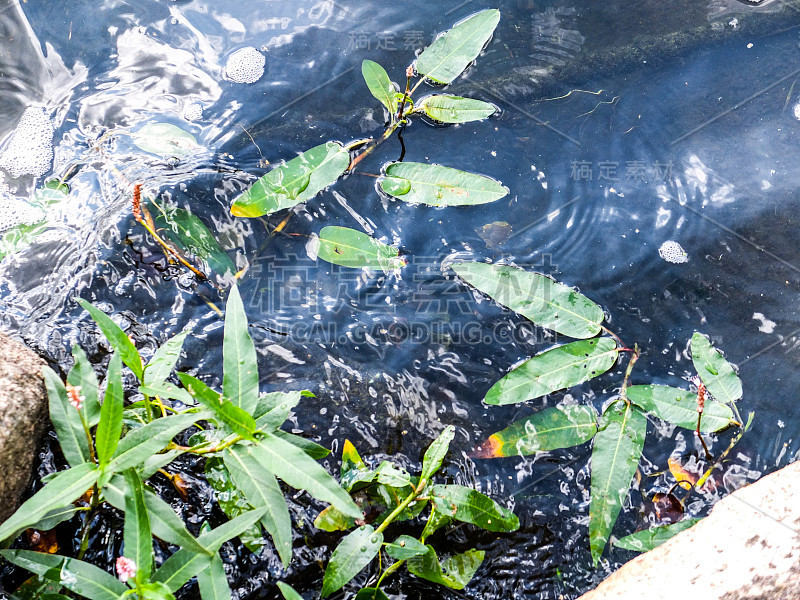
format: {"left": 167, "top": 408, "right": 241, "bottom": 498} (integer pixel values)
{"left": 0, "top": 332, "right": 48, "bottom": 524}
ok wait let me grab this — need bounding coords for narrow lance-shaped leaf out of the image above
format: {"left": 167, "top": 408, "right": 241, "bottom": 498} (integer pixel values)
{"left": 484, "top": 338, "right": 618, "bottom": 406}
{"left": 222, "top": 285, "right": 259, "bottom": 413}
{"left": 133, "top": 123, "right": 199, "bottom": 157}
{"left": 254, "top": 390, "right": 302, "bottom": 430}
{"left": 379, "top": 162, "right": 508, "bottom": 207}
{"left": 96, "top": 353, "right": 123, "bottom": 467}
{"left": 589, "top": 401, "right": 647, "bottom": 565}
{"left": 123, "top": 469, "right": 153, "bottom": 580}
{"left": 67, "top": 345, "right": 101, "bottom": 427}
{"left": 362, "top": 59, "right": 397, "bottom": 116}
{"left": 144, "top": 330, "right": 190, "bottom": 387}
{"left": 196, "top": 524, "right": 233, "bottom": 600}
{"left": 415, "top": 9, "right": 500, "bottom": 84}
{"left": 277, "top": 582, "right": 304, "bottom": 600}
{"left": 407, "top": 546, "right": 484, "bottom": 590}
{"left": 690, "top": 333, "right": 743, "bottom": 404}
{"left": 431, "top": 485, "right": 519, "bottom": 532}
{"left": 154, "top": 208, "right": 235, "bottom": 276}
{"left": 626, "top": 385, "right": 736, "bottom": 432}
{"left": 421, "top": 425, "right": 455, "bottom": 481}
{"left": 178, "top": 373, "right": 257, "bottom": 440}
{"left": 321, "top": 525, "right": 383, "bottom": 597}
{"left": 312, "top": 226, "right": 405, "bottom": 272}
{"left": 77, "top": 299, "right": 143, "bottom": 381}
{"left": 0, "top": 551, "right": 127, "bottom": 600}
{"left": 0, "top": 463, "right": 99, "bottom": 543}
{"left": 231, "top": 142, "right": 350, "bottom": 218}
{"left": 204, "top": 458, "right": 265, "bottom": 553}
{"left": 472, "top": 404, "right": 598, "bottom": 458}
{"left": 416, "top": 95, "right": 496, "bottom": 123}
{"left": 43, "top": 366, "right": 91, "bottom": 467}
{"left": 451, "top": 262, "right": 605, "bottom": 338}
{"left": 613, "top": 518, "right": 701, "bottom": 552}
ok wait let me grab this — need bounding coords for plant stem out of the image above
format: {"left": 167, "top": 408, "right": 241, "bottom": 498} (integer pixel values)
{"left": 374, "top": 478, "right": 427, "bottom": 536}
{"left": 376, "top": 558, "right": 405, "bottom": 588}
{"left": 620, "top": 343, "right": 640, "bottom": 403}
{"left": 76, "top": 484, "right": 101, "bottom": 561}
{"left": 348, "top": 122, "right": 399, "bottom": 171}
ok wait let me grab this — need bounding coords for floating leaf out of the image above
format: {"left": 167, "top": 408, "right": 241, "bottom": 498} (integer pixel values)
{"left": 415, "top": 9, "right": 500, "bottom": 84}
{"left": 222, "top": 285, "right": 259, "bottom": 413}
{"left": 613, "top": 519, "right": 701, "bottom": 552}
{"left": 379, "top": 162, "right": 507, "bottom": 206}
{"left": 385, "top": 535, "right": 428, "bottom": 560}
{"left": 407, "top": 546, "right": 484, "bottom": 590}
{"left": 589, "top": 401, "right": 647, "bottom": 565}
{"left": 473, "top": 404, "right": 598, "bottom": 458}
{"left": 484, "top": 338, "right": 618, "bottom": 406}
{"left": 154, "top": 208, "right": 235, "bottom": 276}
{"left": 362, "top": 60, "right": 397, "bottom": 116}
{"left": 420, "top": 425, "right": 455, "bottom": 481}
{"left": 626, "top": 385, "right": 735, "bottom": 432}
{"left": 321, "top": 525, "right": 383, "bottom": 597}
{"left": 231, "top": 142, "right": 350, "bottom": 218}
{"left": 313, "top": 226, "right": 404, "bottom": 272}
{"left": 451, "top": 262, "right": 605, "bottom": 338}
{"left": 690, "top": 333, "right": 743, "bottom": 404}
{"left": 133, "top": 123, "right": 199, "bottom": 157}
{"left": 431, "top": 485, "right": 519, "bottom": 532}
{"left": 416, "top": 95, "right": 496, "bottom": 123}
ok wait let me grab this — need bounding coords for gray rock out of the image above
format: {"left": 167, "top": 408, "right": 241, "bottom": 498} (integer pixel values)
{"left": 578, "top": 461, "right": 800, "bottom": 600}
{"left": 0, "top": 332, "right": 48, "bottom": 523}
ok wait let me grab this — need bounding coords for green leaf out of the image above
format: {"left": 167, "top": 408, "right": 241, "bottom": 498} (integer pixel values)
{"left": 67, "top": 345, "right": 101, "bottom": 427}
{"left": 34, "top": 179, "right": 69, "bottom": 206}
{"left": 407, "top": 546, "right": 484, "bottom": 590}
{"left": 96, "top": 353, "right": 124, "bottom": 467}
{"left": 627, "top": 385, "right": 736, "bottom": 432}
{"left": 375, "top": 461, "right": 412, "bottom": 487}
{"left": 420, "top": 425, "right": 455, "bottom": 481}
{"left": 379, "top": 162, "right": 508, "bottom": 206}
{"left": 108, "top": 412, "right": 202, "bottom": 473}
{"left": 385, "top": 535, "right": 428, "bottom": 560}
{"left": 613, "top": 518, "right": 701, "bottom": 552}
{"left": 134, "top": 581, "right": 176, "bottom": 600}
{"left": 355, "top": 588, "right": 390, "bottom": 600}
{"left": 154, "top": 208, "right": 235, "bottom": 276}
{"left": 273, "top": 429, "right": 331, "bottom": 459}
{"left": 420, "top": 508, "right": 451, "bottom": 540}
{"left": 225, "top": 445, "right": 293, "bottom": 566}
{"left": 30, "top": 506, "right": 80, "bottom": 531}
{"left": 362, "top": 60, "right": 397, "bottom": 115}
{"left": 77, "top": 299, "right": 144, "bottom": 381}
{"left": 0, "top": 551, "right": 127, "bottom": 600}
{"left": 231, "top": 142, "right": 350, "bottom": 218}
{"left": 589, "top": 401, "right": 647, "bottom": 565}
{"left": 484, "top": 338, "right": 618, "bottom": 406}
{"left": 247, "top": 433, "right": 362, "bottom": 519}
{"left": 140, "top": 448, "right": 186, "bottom": 480}
{"left": 313, "top": 226, "right": 404, "bottom": 272}
{"left": 145, "top": 331, "right": 190, "bottom": 387}
{"left": 254, "top": 391, "right": 302, "bottom": 430}
{"left": 43, "top": 366, "right": 91, "bottom": 467}
{"left": 473, "top": 405, "right": 598, "bottom": 458}
{"left": 139, "top": 383, "right": 195, "bottom": 406}
{"left": 415, "top": 9, "right": 500, "bottom": 84}
{"left": 133, "top": 123, "right": 199, "bottom": 157}
{"left": 203, "top": 458, "right": 265, "bottom": 553}
{"left": 197, "top": 550, "right": 232, "bottom": 600}
{"left": 0, "top": 463, "right": 99, "bottom": 543}
{"left": 321, "top": 525, "right": 383, "bottom": 597}
{"left": 178, "top": 373, "right": 257, "bottom": 440}
{"left": 123, "top": 469, "right": 153, "bottom": 579}
{"left": 314, "top": 505, "right": 357, "bottom": 532}
{"left": 451, "top": 262, "right": 605, "bottom": 338}
{"left": 277, "top": 582, "right": 304, "bottom": 600}
{"left": 690, "top": 333, "right": 743, "bottom": 404}
{"left": 222, "top": 285, "right": 259, "bottom": 413}
{"left": 431, "top": 485, "right": 519, "bottom": 532}
{"left": 416, "top": 95, "right": 496, "bottom": 123}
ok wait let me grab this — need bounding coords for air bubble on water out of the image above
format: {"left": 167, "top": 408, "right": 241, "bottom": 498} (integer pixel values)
{"left": 0, "top": 192, "right": 46, "bottom": 234}
{"left": 182, "top": 102, "right": 203, "bottom": 122}
{"left": 224, "top": 47, "right": 265, "bottom": 84}
{"left": 658, "top": 240, "right": 688, "bottom": 264}
{"left": 0, "top": 107, "right": 55, "bottom": 178}
{"left": 793, "top": 102, "right": 800, "bottom": 121}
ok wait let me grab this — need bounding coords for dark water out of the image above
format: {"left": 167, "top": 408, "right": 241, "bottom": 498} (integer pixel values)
{"left": 2, "top": 0, "right": 800, "bottom": 597}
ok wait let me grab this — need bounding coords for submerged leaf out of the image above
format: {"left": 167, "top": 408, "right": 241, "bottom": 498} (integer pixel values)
{"left": 613, "top": 518, "right": 701, "bottom": 552}
{"left": 484, "top": 338, "right": 618, "bottom": 406}
{"left": 313, "top": 226, "right": 404, "bottom": 271}
{"left": 379, "top": 162, "right": 508, "bottom": 206}
{"left": 154, "top": 208, "right": 235, "bottom": 276}
{"left": 690, "top": 333, "right": 743, "bottom": 404}
{"left": 133, "top": 123, "right": 199, "bottom": 157}
{"left": 416, "top": 95, "right": 496, "bottom": 123}
{"left": 415, "top": 9, "right": 500, "bottom": 84}
{"left": 473, "top": 404, "right": 597, "bottom": 458}
{"left": 231, "top": 142, "right": 350, "bottom": 217}
{"left": 589, "top": 401, "right": 647, "bottom": 565}
{"left": 450, "top": 262, "right": 605, "bottom": 338}
{"left": 626, "top": 384, "right": 736, "bottom": 432}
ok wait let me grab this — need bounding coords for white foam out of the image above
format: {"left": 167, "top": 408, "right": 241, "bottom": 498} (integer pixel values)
{"left": 0, "top": 194, "right": 46, "bottom": 234}
{"left": 224, "top": 47, "right": 265, "bottom": 84}
{"left": 658, "top": 240, "right": 688, "bottom": 264}
{"left": 182, "top": 102, "right": 203, "bottom": 122}
{"left": 0, "top": 107, "right": 55, "bottom": 178}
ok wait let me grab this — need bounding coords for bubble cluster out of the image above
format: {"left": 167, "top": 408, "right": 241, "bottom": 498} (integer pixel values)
{"left": 0, "top": 195, "right": 46, "bottom": 234}
{"left": 182, "top": 102, "right": 203, "bottom": 122}
{"left": 658, "top": 240, "right": 688, "bottom": 264}
{"left": 224, "top": 47, "right": 265, "bottom": 84}
{"left": 0, "top": 107, "right": 55, "bottom": 178}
